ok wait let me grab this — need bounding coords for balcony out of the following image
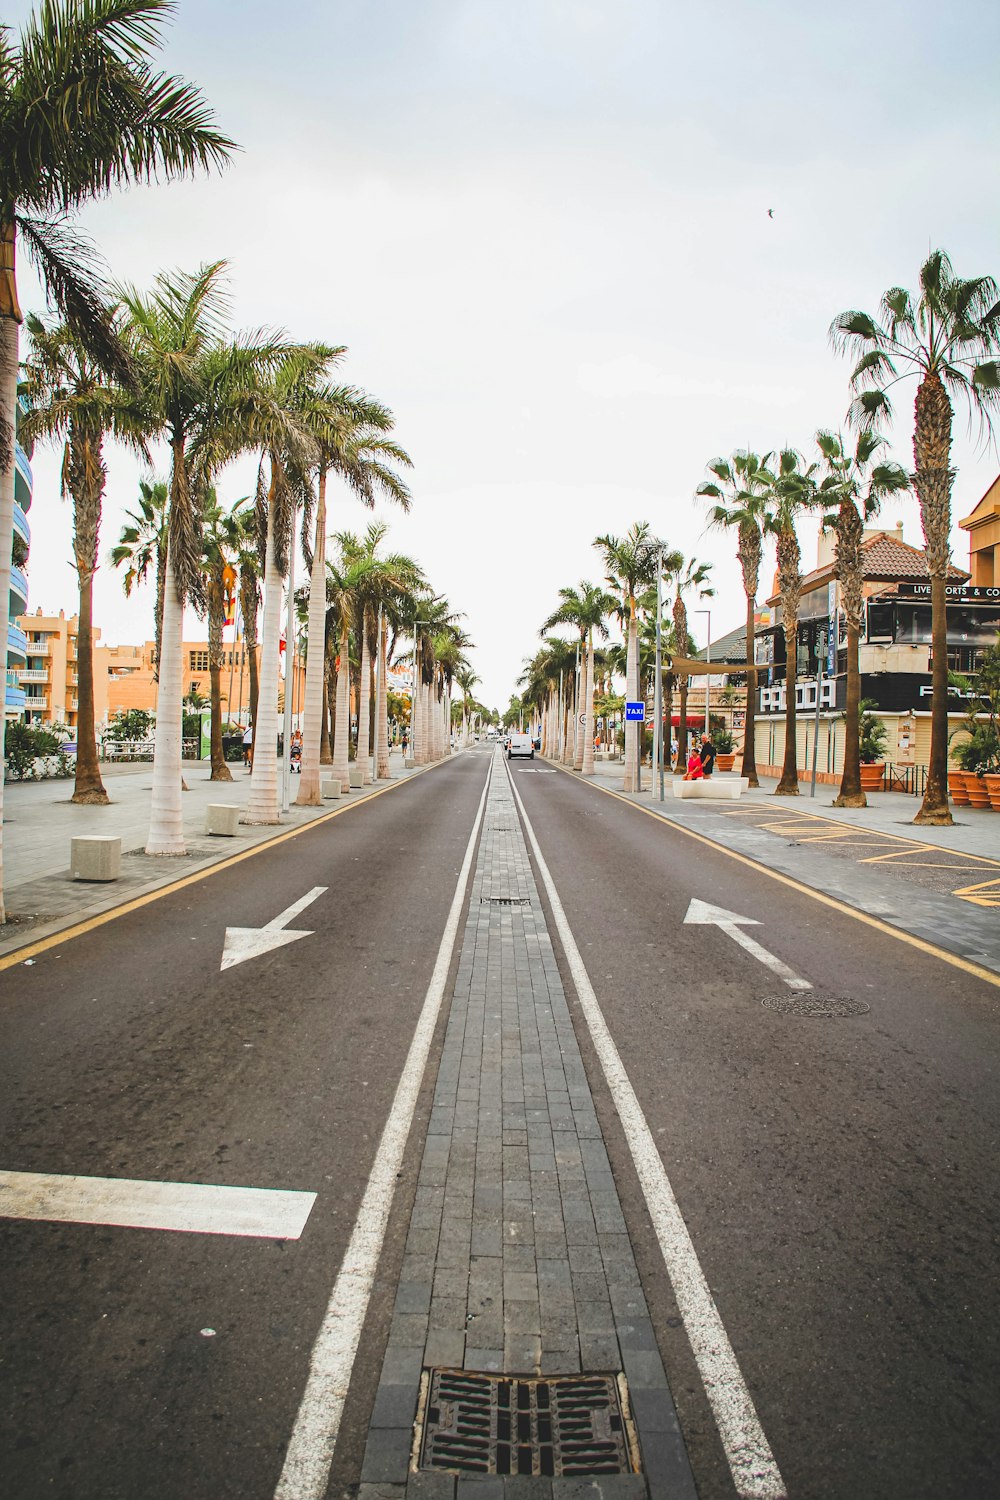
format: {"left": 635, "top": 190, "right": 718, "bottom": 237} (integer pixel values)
{"left": 5, "top": 682, "right": 26, "bottom": 712}
{"left": 12, "top": 500, "right": 30, "bottom": 547}
{"left": 14, "top": 442, "right": 32, "bottom": 512}
{"left": 19, "top": 668, "right": 49, "bottom": 683}
{"left": 9, "top": 565, "right": 28, "bottom": 614}
{"left": 23, "top": 638, "right": 51, "bottom": 654}
{"left": 7, "top": 623, "right": 27, "bottom": 663}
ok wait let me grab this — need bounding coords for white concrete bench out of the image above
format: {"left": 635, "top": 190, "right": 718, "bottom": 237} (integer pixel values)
{"left": 672, "top": 776, "right": 750, "bottom": 800}
{"left": 321, "top": 777, "right": 342, "bottom": 799}
{"left": 348, "top": 767, "right": 364, "bottom": 789}
{"left": 71, "top": 835, "right": 121, "bottom": 881}
{"left": 205, "top": 804, "right": 240, "bottom": 836}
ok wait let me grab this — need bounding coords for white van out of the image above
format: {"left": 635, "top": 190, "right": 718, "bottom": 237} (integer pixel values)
{"left": 506, "top": 732, "right": 534, "bottom": 760}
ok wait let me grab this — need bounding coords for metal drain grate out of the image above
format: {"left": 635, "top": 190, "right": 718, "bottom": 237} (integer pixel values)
{"left": 416, "top": 1369, "right": 638, "bottom": 1478}
{"left": 762, "top": 994, "right": 871, "bottom": 1018}
{"left": 480, "top": 896, "right": 530, "bottom": 906}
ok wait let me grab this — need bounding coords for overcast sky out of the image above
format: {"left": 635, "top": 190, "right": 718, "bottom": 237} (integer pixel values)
{"left": 13, "top": 0, "right": 1000, "bottom": 711}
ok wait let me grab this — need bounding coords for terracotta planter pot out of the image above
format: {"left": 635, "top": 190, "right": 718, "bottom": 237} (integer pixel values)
{"left": 981, "top": 772, "right": 1000, "bottom": 811}
{"left": 716, "top": 753, "right": 736, "bottom": 772}
{"left": 948, "top": 770, "right": 970, "bottom": 807}
{"left": 964, "top": 772, "right": 991, "bottom": 810}
{"left": 859, "top": 762, "right": 885, "bottom": 792}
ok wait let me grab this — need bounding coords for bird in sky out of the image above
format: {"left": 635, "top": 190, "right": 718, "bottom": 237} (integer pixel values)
{"left": 767, "top": 208, "right": 774, "bottom": 218}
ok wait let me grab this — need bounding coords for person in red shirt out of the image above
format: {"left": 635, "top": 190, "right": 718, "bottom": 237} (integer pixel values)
{"left": 683, "top": 747, "right": 704, "bottom": 780}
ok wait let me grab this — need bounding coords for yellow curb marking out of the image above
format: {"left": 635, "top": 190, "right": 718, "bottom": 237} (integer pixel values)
{"left": 0, "top": 760, "right": 449, "bottom": 975}
{"left": 549, "top": 765, "right": 1000, "bottom": 992}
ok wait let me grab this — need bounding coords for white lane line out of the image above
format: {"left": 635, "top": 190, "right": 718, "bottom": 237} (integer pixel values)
{"left": 684, "top": 898, "right": 812, "bottom": 991}
{"left": 506, "top": 764, "right": 787, "bottom": 1500}
{"left": 274, "top": 755, "right": 493, "bottom": 1500}
{"left": 0, "top": 1171, "right": 315, "bottom": 1240}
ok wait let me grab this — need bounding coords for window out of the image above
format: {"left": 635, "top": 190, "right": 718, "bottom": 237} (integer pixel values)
{"left": 189, "top": 650, "right": 209, "bottom": 671}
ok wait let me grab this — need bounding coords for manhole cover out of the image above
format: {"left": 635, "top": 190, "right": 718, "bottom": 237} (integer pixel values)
{"left": 481, "top": 896, "right": 530, "bottom": 906}
{"left": 417, "top": 1369, "right": 638, "bottom": 1478}
{"left": 762, "top": 994, "right": 871, "bottom": 1018}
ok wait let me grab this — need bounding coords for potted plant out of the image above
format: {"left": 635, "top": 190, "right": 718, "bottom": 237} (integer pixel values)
{"left": 951, "top": 726, "right": 999, "bottom": 809}
{"left": 713, "top": 724, "right": 737, "bottom": 772}
{"left": 857, "top": 699, "right": 889, "bottom": 791}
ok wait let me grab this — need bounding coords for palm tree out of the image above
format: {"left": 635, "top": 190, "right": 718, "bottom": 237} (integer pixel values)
{"left": 594, "top": 522, "right": 662, "bottom": 790}
{"left": 831, "top": 250, "right": 1000, "bottom": 824}
{"left": 19, "top": 311, "right": 147, "bottom": 804}
{"left": 697, "top": 452, "right": 773, "bottom": 787}
{"left": 111, "top": 477, "right": 168, "bottom": 675}
{"left": 815, "top": 430, "right": 910, "bottom": 807}
{"left": 670, "top": 557, "right": 714, "bottom": 772}
{"left": 456, "top": 666, "right": 480, "bottom": 749}
{"left": 119, "top": 262, "right": 296, "bottom": 852}
{"left": 198, "top": 492, "right": 244, "bottom": 781}
{"left": 295, "top": 387, "right": 412, "bottom": 806}
{"left": 767, "top": 450, "right": 818, "bottom": 796}
{"left": 542, "top": 582, "right": 615, "bottom": 775}
{"left": 0, "top": 0, "right": 233, "bottom": 915}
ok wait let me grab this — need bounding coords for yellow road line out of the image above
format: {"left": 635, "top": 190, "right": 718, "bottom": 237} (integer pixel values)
{"left": 0, "top": 761, "right": 444, "bottom": 975}
{"left": 550, "top": 766, "right": 1000, "bottom": 992}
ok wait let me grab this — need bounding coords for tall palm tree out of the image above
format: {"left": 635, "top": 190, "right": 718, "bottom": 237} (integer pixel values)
{"left": 456, "top": 665, "right": 480, "bottom": 749}
{"left": 594, "top": 522, "right": 661, "bottom": 790}
{"left": 767, "top": 450, "right": 818, "bottom": 796}
{"left": 296, "top": 388, "right": 412, "bottom": 806}
{"left": 697, "top": 451, "right": 773, "bottom": 787}
{"left": 19, "top": 311, "right": 148, "bottom": 804}
{"left": 542, "top": 582, "right": 615, "bottom": 776}
{"left": 831, "top": 250, "right": 1000, "bottom": 824}
{"left": 815, "top": 430, "right": 910, "bottom": 807}
{"left": 119, "top": 261, "right": 296, "bottom": 852}
{"left": 111, "top": 477, "right": 168, "bottom": 675}
{"left": 670, "top": 557, "right": 714, "bottom": 772}
{"left": 0, "top": 0, "right": 233, "bottom": 916}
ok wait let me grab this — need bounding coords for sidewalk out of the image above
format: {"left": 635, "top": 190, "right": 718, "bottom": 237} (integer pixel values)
{"left": 567, "top": 759, "right": 1000, "bottom": 978}
{"left": 0, "top": 751, "right": 425, "bottom": 963}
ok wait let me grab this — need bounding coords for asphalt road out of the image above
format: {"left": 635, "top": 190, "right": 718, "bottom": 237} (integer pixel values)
{"left": 3, "top": 745, "right": 999, "bottom": 1500}
{"left": 0, "top": 752, "right": 491, "bottom": 1500}
{"left": 510, "top": 758, "right": 1000, "bottom": 1500}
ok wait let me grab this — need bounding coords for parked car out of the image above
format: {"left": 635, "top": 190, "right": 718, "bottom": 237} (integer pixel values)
{"left": 506, "top": 732, "right": 534, "bottom": 759}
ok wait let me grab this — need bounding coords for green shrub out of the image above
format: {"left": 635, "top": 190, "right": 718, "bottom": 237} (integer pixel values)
{"left": 858, "top": 699, "right": 889, "bottom": 764}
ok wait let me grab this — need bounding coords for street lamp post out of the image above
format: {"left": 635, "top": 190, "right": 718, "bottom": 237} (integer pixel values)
{"left": 655, "top": 547, "right": 664, "bottom": 802}
{"left": 695, "top": 608, "right": 711, "bottom": 745}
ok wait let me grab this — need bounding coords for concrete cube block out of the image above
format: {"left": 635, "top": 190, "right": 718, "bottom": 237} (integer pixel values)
{"left": 321, "top": 778, "right": 342, "bottom": 799}
{"left": 205, "top": 804, "right": 240, "bottom": 836}
{"left": 404, "top": 758, "right": 416, "bottom": 769}
{"left": 71, "top": 835, "right": 121, "bottom": 882}
{"left": 349, "top": 766, "right": 364, "bottom": 788}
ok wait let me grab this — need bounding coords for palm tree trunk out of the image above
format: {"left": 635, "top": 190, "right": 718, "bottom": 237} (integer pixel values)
{"left": 582, "top": 633, "right": 596, "bottom": 776}
{"left": 208, "top": 575, "right": 232, "bottom": 782}
{"left": 775, "top": 615, "right": 799, "bottom": 795}
{"left": 677, "top": 679, "right": 689, "bottom": 773}
{"left": 245, "top": 494, "right": 283, "bottom": 824}
{"left": 376, "top": 619, "right": 391, "bottom": 779}
{"left": 321, "top": 656, "right": 333, "bottom": 763}
{"left": 742, "top": 592, "right": 759, "bottom": 786}
{"left": 297, "top": 468, "right": 328, "bottom": 806}
{"left": 0, "top": 298, "right": 19, "bottom": 918}
{"left": 913, "top": 371, "right": 953, "bottom": 825}
{"left": 332, "top": 624, "right": 351, "bottom": 791}
{"left": 357, "top": 617, "right": 372, "bottom": 784}
{"left": 146, "top": 549, "right": 186, "bottom": 854}
{"left": 72, "top": 563, "right": 109, "bottom": 803}
{"left": 574, "top": 641, "right": 586, "bottom": 770}
{"left": 835, "top": 617, "right": 865, "bottom": 807}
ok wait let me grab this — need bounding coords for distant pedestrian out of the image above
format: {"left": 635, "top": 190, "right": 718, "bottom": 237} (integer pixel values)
{"left": 670, "top": 736, "right": 678, "bottom": 768}
{"left": 699, "top": 733, "right": 716, "bottom": 778}
{"left": 242, "top": 723, "right": 253, "bottom": 771}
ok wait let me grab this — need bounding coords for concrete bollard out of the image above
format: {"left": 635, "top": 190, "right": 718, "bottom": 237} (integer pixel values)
{"left": 321, "top": 778, "right": 342, "bottom": 799}
{"left": 205, "top": 804, "right": 240, "bottom": 836}
{"left": 71, "top": 835, "right": 121, "bottom": 882}
{"left": 404, "top": 758, "right": 416, "bottom": 769}
{"left": 349, "top": 766, "right": 364, "bottom": 788}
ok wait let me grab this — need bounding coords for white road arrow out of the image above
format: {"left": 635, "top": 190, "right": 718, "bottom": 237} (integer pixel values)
{"left": 683, "top": 897, "right": 812, "bottom": 991}
{"left": 221, "top": 886, "right": 328, "bottom": 972}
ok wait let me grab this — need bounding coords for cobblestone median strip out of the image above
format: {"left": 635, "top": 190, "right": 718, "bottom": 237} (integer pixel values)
{"left": 359, "top": 760, "right": 695, "bottom": 1500}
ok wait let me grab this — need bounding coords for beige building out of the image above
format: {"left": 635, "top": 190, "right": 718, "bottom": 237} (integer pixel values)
{"left": 15, "top": 609, "right": 305, "bottom": 730}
